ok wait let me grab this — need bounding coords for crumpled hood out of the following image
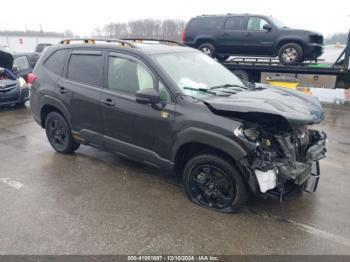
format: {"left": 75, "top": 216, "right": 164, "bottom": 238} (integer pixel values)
{"left": 0, "top": 49, "right": 14, "bottom": 70}
{"left": 203, "top": 86, "right": 325, "bottom": 126}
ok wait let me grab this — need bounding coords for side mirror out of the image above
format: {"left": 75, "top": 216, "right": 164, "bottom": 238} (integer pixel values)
{"left": 12, "top": 65, "right": 19, "bottom": 74}
{"left": 263, "top": 24, "right": 272, "bottom": 31}
{"left": 135, "top": 88, "right": 161, "bottom": 104}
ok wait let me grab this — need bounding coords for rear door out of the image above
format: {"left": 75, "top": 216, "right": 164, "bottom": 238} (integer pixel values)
{"left": 60, "top": 49, "right": 105, "bottom": 146}
{"left": 243, "top": 16, "right": 276, "bottom": 55}
{"left": 100, "top": 52, "right": 176, "bottom": 167}
{"left": 217, "top": 16, "right": 247, "bottom": 54}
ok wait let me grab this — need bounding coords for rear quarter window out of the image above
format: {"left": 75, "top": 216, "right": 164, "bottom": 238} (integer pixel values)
{"left": 187, "top": 17, "right": 222, "bottom": 32}
{"left": 67, "top": 53, "right": 104, "bottom": 86}
{"left": 44, "top": 49, "right": 69, "bottom": 76}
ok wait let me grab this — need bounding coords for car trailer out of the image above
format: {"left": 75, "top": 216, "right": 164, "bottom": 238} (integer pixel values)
{"left": 221, "top": 30, "right": 350, "bottom": 89}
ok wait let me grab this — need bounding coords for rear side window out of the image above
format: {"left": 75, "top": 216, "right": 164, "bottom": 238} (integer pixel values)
{"left": 224, "top": 16, "right": 245, "bottom": 30}
{"left": 67, "top": 54, "right": 103, "bottom": 86}
{"left": 44, "top": 49, "right": 69, "bottom": 76}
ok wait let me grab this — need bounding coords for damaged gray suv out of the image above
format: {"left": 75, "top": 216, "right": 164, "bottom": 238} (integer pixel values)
{"left": 30, "top": 39, "right": 327, "bottom": 213}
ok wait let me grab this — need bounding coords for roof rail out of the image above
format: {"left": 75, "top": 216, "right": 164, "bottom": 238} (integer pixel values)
{"left": 122, "top": 38, "right": 185, "bottom": 47}
{"left": 59, "top": 38, "right": 135, "bottom": 48}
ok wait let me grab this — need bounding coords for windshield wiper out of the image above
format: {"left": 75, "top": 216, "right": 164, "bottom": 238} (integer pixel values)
{"left": 183, "top": 86, "right": 217, "bottom": 95}
{"left": 209, "top": 84, "right": 248, "bottom": 90}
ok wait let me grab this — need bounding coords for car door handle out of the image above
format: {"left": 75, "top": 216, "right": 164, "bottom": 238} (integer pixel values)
{"left": 103, "top": 98, "right": 115, "bottom": 107}
{"left": 57, "top": 86, "right": 67, "bottom": 94}
{"left": 223, "top": 32, "right": 230, "bottom": 37}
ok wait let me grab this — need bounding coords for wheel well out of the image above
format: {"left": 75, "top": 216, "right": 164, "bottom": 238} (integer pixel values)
{"left": 195, "top": 38, "right": 215, "bottom": 48}
{"left": 40, "top": 105, "right": 63, "bottom": 128}
{"left": 275, "top": 40, "right": 304, "bottom": 55}
{"left": 174, "top": 142, "right": 235, "bottom": 176}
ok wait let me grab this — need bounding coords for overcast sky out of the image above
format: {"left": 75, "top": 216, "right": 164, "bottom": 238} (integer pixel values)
{"left": 1, "top": 0, "right": 349, "bottom": 36}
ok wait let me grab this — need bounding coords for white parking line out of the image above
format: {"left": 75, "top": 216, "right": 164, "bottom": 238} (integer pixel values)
{"left": 289, "top": 219, "right": 350, "bottom": 248}
{"left": 251, "top": 208, "right": 350, "bottom": 248}
{"left": 0, "top": 177, "right": 24, "bottom": 190}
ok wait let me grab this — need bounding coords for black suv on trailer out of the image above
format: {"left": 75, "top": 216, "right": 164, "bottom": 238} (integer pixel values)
{"left": 30, "top": 39, "right": 326, "bottom": 213}
{"left": 183, "top": 14, "right": 324, "bottom": 65}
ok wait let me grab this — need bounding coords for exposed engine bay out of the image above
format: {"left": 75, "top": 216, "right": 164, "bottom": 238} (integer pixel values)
{"left": 0, "top": 67, "right": 16, "bottom": 81}
{"left": 0, "top": 67, "right": 19, "bottom": 92}
{"left": 203, "top": 85, "right": 327, "bottom": 200}
{"left": 236, "top": 122, "right": 327, "bottom": 199}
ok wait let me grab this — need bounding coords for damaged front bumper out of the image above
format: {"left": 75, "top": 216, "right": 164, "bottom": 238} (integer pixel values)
{"left": 239, "top": 128, "right": 327, "bottom": 199}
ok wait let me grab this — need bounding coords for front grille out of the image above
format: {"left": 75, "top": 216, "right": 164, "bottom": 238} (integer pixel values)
{"left": 0, "top": 86, "right": 20, "bottom": 103}
{"left": 0, "top": 81, "right": 17, "bottom": 92}
{"left": 0, "top": 85, "right": 16, "bottom": 92}
{"left": 0, "top": 96, "right": 18, "bottom": 103}
{"left": 309, "top": 34, "right": 323, "bottom": 45}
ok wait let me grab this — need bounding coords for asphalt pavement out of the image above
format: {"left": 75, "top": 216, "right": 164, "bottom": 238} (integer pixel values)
{"left": 0, "top": 102, "right": 349, "bottom": 255}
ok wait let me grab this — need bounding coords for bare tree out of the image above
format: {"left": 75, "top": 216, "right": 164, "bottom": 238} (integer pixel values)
{"left": 98, "top": 18, "right": 186, "bottom": 41}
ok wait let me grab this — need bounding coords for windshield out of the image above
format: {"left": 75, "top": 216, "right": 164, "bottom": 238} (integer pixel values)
{"left": 153, "top": 51, "right": 244, "bottom": 98}
{"left": 269, "top": 17, "right": 287, "bottom": 28}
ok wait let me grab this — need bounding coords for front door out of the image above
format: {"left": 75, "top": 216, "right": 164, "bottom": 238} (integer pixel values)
{"left": 243, "top": 16, "right": 276, "bottom": 56}
{"left": 101, "top": 52, "right": 176, "bottom": 168}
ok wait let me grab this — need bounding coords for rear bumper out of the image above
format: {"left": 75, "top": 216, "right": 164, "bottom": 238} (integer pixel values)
{"left": 183, "top": 42, "right": 196, "bottom": 48}
{"left": 0, "top": 86, "right": 29, "bottom": 106}
{"left": 304, "top": 43, "right": 324, "bottom": 60}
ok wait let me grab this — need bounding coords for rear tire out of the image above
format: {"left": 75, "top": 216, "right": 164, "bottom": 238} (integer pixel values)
{"left": 198, "top": 43, "right": 216, "bottom": 58}
{"left": 183, "top": 153, "right": 248, "bottom": 213}
{"left": 45, "top": 112, "right": 80, "bottom": 154}
{"left": 278, "top": 43, "right": 303, "bottom": 65}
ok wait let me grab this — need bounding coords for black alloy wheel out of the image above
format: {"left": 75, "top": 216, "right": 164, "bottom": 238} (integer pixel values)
{"left": 183, "top": 154, "right": 247, "bottom": 213}
{"left": 189, "top": 165, "right": 235, "bottom": 209}
{"left": 45, "top": 112, "right": 80, "bottom": 154}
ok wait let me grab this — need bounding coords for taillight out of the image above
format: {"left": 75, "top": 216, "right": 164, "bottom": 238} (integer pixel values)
{"left": 27, "top": 73, "right": 37, "bottom": 86}
{"left": 182, "top": 30, "right": 186, "bottom": 42}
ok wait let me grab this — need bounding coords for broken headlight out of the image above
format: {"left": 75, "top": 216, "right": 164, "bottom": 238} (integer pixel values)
{"left": 243, "top": 128, "right": 260, "bottom": 141}
{"left": 234, "top": 126, "right": 260, "bottom": 142}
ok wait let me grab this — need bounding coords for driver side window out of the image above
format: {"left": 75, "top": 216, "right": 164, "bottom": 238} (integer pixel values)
{"left": 108, "top": 56, "right": 155, "bottom": 94}
{"left": 108, "top": 54, "right": 171, "bottom": 103}
{"left": 247, "top": 17, "right": 269, "bottom": 31}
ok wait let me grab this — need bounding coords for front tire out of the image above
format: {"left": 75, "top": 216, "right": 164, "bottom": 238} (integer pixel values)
{"left": 183, "top": 154, "right": 248, "bottom": 213}
{"left": 45, "top": 112, "right": 80, "bottom": 154}
{"left": 198, "top": 43, "right": 216, "bottom": 57}
{"left": 278, "top": 43, "right": 303, "bottom": 65}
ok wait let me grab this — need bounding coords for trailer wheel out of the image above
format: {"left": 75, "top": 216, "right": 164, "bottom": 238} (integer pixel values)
{"left": 278, "top": 43, "right": 303, "bottom": 65}
{"left": 232, "top": 69, "right": 250, "bottom": 82}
